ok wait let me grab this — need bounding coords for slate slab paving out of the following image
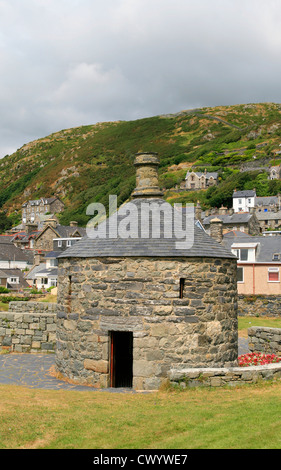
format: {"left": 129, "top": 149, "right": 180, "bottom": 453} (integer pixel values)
{"left": 0, "top": 338, "right": 249, "bottom": 392}
{"left": 0, "top": 353, "right": 134, "bottom": 393}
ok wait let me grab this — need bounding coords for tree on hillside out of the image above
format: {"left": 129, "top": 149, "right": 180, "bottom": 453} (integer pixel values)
{"left": 0, "top": 212, "right": 12, "bottom": 233}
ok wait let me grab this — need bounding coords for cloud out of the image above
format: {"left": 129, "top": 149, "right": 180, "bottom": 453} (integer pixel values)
{"left": 0, "top": 0, "right": 281, "bottom": 158}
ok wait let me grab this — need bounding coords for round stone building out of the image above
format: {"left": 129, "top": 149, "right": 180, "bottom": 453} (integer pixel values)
{"left": 55, "top": 153, "right": 238, "bottom": 390}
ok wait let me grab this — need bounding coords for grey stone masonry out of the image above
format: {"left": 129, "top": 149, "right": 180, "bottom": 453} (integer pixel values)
{"left": 0, "top": 302, "right": 56, "bottom": 353}
{"left": 248, "top": 326, "right": 281, "bottom": 355}
{"left": 169, "top": 363, "right": 281, "bottom": 388}
{"left": 55, "top": 256, "right": 238, "bottom": 390}
{"left": 238, "top": 295, "right": 281, "bottom": 317}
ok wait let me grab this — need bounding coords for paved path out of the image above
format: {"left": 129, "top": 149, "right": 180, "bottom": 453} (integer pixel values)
{"left": 0, "top": 339, "right": 249, "bottom": 392}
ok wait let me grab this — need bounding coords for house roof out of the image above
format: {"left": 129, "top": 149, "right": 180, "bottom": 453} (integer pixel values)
{"left": 203, "top": 213, "right": 253, "bottom": 225}
{"left": 0, "top": 242, "right": 33, "bottom": 263}
{"left": 223, "top": 234, "right": 281, "bottom": 263}
{"left": 35, "top": 267, "right": 58, "bottom": 278}
{"left": 255, "top": 210, "right": 281, "bottom": 221}
{"left": 58, "top": 198, "right": 236, "bottom": 260}
{"left": 35, "top": 224, "right": 86, "bottom": 241}
{"left": 186, "top": 171, "right": 218, "bottom": 179}
{"left": 223, "top": 230, "right": 252, "bottom": 238}
{"left": 0, "top": 236, "right": 13, "bottom": 244}
{"left": 0, "top": 269, "right": 9, "bottom": 278}
{"left": 25, "top": 263, "right": 46, "bottom": 280}
{"left": 255, "top": 196, "right": 279, "bottom": 206}
{"left": 45, "top": 251, "right": 61, "bottom": 258}
{"left": 232, "top": 190, "right": 256, "bottom": 198}
{"left": 0, "top": 268, "right": 29, "bottom": 288}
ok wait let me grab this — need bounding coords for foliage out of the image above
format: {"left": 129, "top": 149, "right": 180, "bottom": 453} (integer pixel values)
{"left": 1, "top": 102, "right": 281, "bottom": 224}
{"left": 0, "top": 212, "right": 13, "bottom": 233}
{"left": 0, "top": 287, "right": 10, "bottom": 293}
{"left": 0, "top": 296, "right": 30, "bottom": 303}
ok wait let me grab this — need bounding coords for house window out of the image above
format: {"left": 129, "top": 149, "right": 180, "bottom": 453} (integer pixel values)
{"left": 9, "top": 278, "right": 19, "bottom": 284}
{"left": 237, "top": 267, "right": 244, "bottom": 283}
{"left": 248, "top": 199, "right": 251, "bottom": 204}
{"left": 272, "top": 254, "right": 280, "bottom": 261}
{"left": 233, "top": 249, "right": 248, "bottom": 261}
{"left": 67, "top": 240, "right": 72, "bottom": 247}
{"left": 238, "top": 199, "right": 242, "bottom": 204}
{"left": 268, "top": 268, "right": 279, "bottom": 282}
{"left": 58, "top": 240, "right": 62, "bottom": 247}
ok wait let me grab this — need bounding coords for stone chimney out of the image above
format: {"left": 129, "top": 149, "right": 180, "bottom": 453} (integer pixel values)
{"left": 34, "top": 251, "right": 45, "bottom": 266}
{"left": 45, "top": 218, "right": 57, "bottom": 228}
{"left": 195, "top": 201, "right": 202, "bottom": 222}
{"left": 210, "top": 218, "right": 223, "bottom": 243}
{"left": 229, "top": 208, "right": 234, "bottom": 215}
{"left": 70, "top": 221, "right": 78, "bottom": 227}
{"left": 26, "top": 223, "right": 38, "bottom": 235}
{"left": 249, "top": 207, "right": 256, "bottom": 214}
{"left": 131, "top": 152, "right": 164, "bottom": 199}
{"left": 218, "top": 205, "right": 228, "bottom": 215}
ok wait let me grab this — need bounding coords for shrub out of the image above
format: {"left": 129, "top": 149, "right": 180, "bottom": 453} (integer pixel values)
{"left": 0, "top": 286, "right": 10, "bottom": 293}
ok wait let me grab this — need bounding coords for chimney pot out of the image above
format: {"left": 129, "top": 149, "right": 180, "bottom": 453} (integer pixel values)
{"left": 131, "top": 152, "right": 164, "bottom": 199}
{"left": 210, "top": 217, "right": 223, "bottom": 243}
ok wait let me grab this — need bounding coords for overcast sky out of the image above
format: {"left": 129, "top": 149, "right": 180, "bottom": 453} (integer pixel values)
{"left": 0, "top": 0, "right": 281, "bottom": 159}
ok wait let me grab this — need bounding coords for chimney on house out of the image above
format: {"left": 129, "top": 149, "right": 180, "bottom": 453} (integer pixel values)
{"left": 131, "top": 152, "right": 164, "bottom": 199}
{"left": 210, "top": 217, "right": 223, "bottom": 243}
{"left": 70, "top": 221, "right": 78, "bottom": 227}
{"left": 195, "top": 201, "right": 202, "bottom": 222}
{"left": 45, "top": 218, "right": 57, "bottom": 228}
{"left": 34, "top": 251, "right": 45, "bottom": 266}
{"left": 249, "top": 207, "right": 256, "bottom": 214}
{"left": 218, "top": 205, "right": 227, "bottom": 215}
{"left": 26, "top": 223, "right": 38, "bottom": 235}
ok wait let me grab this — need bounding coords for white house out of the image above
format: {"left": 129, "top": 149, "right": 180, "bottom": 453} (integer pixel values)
{"left": 232, "top": 189, "right": 256, "bottom": 213}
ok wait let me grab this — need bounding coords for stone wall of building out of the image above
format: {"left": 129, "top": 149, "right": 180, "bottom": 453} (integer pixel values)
{"left": 238, "top": 295, "right": 281, "bottom": 317}
{"left": 248, "top": 326, "right": 281, "bottom": 354}
{"left": 55, "top": 256, "right": 238, "bottom": 390}
{"left": 0, "top": 302, "right": 56, "bottom": 352}
{"left": 169, "top": 363, "right": 281, "bottom": 388}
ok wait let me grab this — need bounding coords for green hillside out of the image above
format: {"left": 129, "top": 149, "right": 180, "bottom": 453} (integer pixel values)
{"left": 1, "top": 102, "right": 281, "bottom": 228}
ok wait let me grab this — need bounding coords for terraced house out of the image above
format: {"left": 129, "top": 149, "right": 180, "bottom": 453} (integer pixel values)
{"left": 22, "top": 197, "right": 64, "bottom": 225}
{"left": 223, "top": 231, "right": 281, "bottom": 295}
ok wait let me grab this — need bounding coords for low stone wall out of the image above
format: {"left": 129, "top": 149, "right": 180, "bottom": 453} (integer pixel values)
{"left": 169, "top": 363, "right": 281, "bottom": 388}
{"left": 0, "top": 302, "right": 57, "bottom": 353}
{"left": 8, "top": 301, "right": 57, "bottom": 313}
{"left": 248, "top": 326, "right": 281, "bottom": 355}
{"left": 238, "top": 295, "right": 281, "bottom": 317}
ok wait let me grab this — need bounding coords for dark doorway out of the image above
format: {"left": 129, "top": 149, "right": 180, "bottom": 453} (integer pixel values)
{"left": 110, "top": 331, "right": 133, "bottom": 388}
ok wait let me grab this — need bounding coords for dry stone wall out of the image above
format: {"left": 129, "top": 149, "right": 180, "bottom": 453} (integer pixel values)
{"left": 0, "top": 302, "right": 56, "bottom": 352}
{"left": 238, "top": 295, "right": 281, "bottom": 317}
{"left": 248, "top": 326, "right": 281, "bottom": 354}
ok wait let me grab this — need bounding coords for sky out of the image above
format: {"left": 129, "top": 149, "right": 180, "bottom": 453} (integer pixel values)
{"left": 0, "top": 0, "right": 281, "bottom": 158}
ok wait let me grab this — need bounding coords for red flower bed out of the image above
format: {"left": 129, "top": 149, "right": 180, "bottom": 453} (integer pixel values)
{"left": 238, "top": 352, "right": 281, "bottom": 367}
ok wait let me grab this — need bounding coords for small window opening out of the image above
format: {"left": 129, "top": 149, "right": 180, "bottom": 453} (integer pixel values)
{"left": 179, "top": 278, "right": 185, "bottom": 299}
{"left": 67, "top": 275, "right": 72, "bottom": 312}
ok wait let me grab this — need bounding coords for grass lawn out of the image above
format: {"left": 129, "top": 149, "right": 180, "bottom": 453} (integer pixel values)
{"left": 238, "top": 316, "right": 281, "bottom": 338}
{"left": 0, "top": 301, "right": 8, "bottom": 311}
{"left": 0, "top": 381, "right": 281, "bottom": 449}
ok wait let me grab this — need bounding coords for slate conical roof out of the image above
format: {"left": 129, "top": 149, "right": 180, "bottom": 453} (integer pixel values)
{"left": 58, "top": 153, "right": 236, "bottom": 260}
